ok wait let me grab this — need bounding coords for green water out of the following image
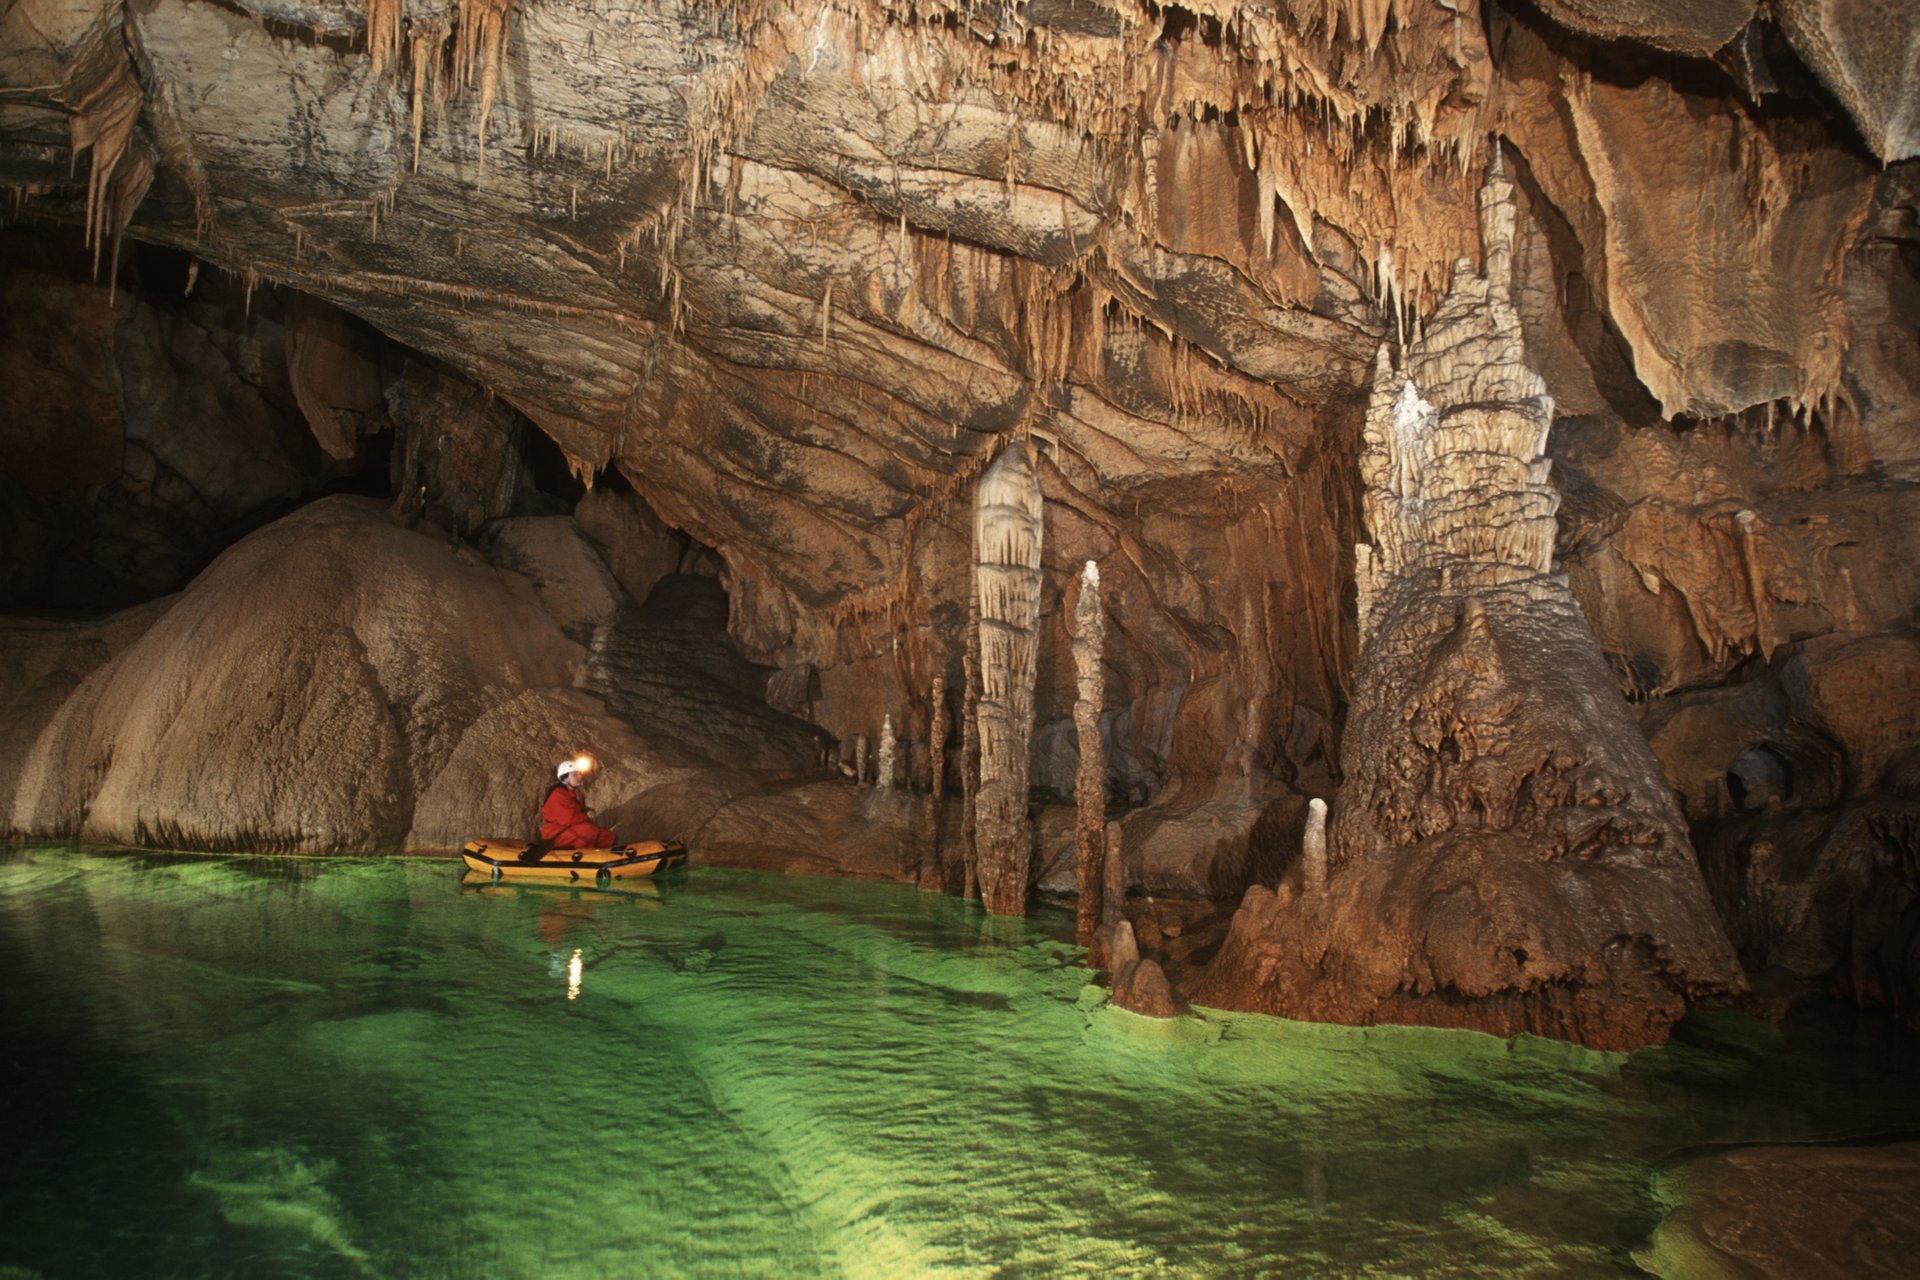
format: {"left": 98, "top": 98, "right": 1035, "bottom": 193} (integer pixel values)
{"left": 2, "top": 849, "right": 1917, "bottom": 1278}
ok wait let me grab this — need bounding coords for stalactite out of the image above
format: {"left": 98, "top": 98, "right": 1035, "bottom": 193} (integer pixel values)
{"left": 408, "top": 23, "right": 448, "bottom": 174}
{"left": 1734, "top": 509, "right": 1778, "bottom": 661}
{"left": 66, "top": 67, "right": 146, "bottom": 287}
{"left": 961, "top": 590, "right": 982, "bottom": 902}
{"left": 1072, "top": 560, "right": 1105, "bottom": 946}
{"left": 365, "top": 0, "right": 402, "bottom": 80}
{"left": 452, "top": 0, "right": 515, "bottom": 172}
{"left": 972, "top": 441, "right": 1044, "bottom": 917}
{"left": 876, "top": 714, "right": 896, "bottom": 791}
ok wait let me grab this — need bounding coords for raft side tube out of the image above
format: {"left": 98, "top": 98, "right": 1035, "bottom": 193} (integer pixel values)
{"left": 460, "top": 838, "right": 688, "bottom": 880}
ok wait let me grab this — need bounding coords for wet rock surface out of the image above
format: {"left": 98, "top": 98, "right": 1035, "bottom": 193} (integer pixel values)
{"left": 1638, "top": 1141, "right": 1920, "bottom": 1278}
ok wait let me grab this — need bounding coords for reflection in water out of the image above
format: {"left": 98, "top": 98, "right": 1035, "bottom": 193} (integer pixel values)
{"left": 2, "top": 846, "right": 1918, "bottom": 1278}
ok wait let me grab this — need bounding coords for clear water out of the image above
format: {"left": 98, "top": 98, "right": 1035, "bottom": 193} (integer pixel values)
{"left": 3, "top": 847, "right": 1917, "bottom": 1278}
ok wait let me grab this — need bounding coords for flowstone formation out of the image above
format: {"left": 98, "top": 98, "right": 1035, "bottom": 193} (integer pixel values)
{"left": 1196, "top": 169, "right": 1746, "bottom": 1049}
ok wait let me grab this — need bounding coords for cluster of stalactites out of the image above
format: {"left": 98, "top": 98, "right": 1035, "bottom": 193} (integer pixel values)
{"left": 336, "top": 0, "right": 1492, "bottom": 314}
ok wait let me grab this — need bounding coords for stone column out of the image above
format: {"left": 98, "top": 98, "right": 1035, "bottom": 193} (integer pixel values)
{"left": 1072, "top": 560, "right": 1106, "bottom": 945}
{"left": 971, "top": 440, "right": 1044, "bottom": 916}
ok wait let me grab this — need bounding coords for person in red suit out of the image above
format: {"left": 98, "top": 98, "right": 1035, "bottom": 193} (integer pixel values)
{"left": 541, "top": 756, "right": 615, "bottom": 849}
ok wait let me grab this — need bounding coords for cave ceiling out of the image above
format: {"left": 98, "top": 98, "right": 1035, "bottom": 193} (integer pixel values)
{"left": 2, "top": 0, "right": 1915, "bottom": 615}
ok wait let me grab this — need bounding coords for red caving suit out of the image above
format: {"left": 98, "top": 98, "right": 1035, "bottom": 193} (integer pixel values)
{"left": 540, "top": 783, "right": 614, "bottom": 848}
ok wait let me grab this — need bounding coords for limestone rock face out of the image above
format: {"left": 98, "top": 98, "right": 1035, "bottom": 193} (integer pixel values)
{"left": 0, "top": 247, "right": 327, "bottom": 608}
{"left": 1195, "top": 173, "right": 1746, "bottom": 1049}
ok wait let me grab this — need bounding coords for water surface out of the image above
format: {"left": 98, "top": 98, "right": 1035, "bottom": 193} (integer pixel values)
{"left": 2, "top": 847, "right": 1916, "bottom": 1277}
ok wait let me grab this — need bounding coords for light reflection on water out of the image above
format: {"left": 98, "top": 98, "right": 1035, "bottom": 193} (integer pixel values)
{"left": 1, "top": 845, "right": 1917, "bottom": 1278}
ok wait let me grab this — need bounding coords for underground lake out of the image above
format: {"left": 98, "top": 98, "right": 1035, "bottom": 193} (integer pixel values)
{"left": 4, "top": 845, "right": 1917, "bottom": 1278}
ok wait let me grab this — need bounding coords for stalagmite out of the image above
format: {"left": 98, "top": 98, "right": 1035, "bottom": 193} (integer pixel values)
{"left": 1301, "top": 797, "right": 1327, "bottom": 890}
{"left": 853, "top": 732, "right": 869, "bottom": 786}
{"left": 1734, "top": 510, "right": 1778, "bottom": 661}
{"left": 876, "top": 714, "right": 896, "bottom": 791}
{"left": 971, "top": 441, "right": 1044, "bottom": 916}
{"left": 1072, "top": 560, "right": 1105, "bottom": 946}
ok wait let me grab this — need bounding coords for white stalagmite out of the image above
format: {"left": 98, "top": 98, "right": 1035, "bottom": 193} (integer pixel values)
{"left": 1301, "top": 797, "right": 1328, "bottom": 889}
{"left": 1072, "top": 559, "right": 1105, "bottom": 945}
{"left": 972, "top": 440, "right": 1044, "bottom": 916}
{"left": 876, "top": 714, "right": 896, "bottom": 791}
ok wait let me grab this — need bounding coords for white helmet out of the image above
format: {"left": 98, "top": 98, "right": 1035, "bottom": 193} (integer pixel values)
{"left": 556, "top": 753, "right": 595, "bottom": 782}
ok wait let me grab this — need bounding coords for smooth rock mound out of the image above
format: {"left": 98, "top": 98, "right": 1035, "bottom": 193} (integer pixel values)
{"left": 9, "top": 496, "right": 584, "bottom": 851}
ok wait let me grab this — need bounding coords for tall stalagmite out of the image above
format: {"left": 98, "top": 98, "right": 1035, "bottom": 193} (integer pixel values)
{"left": 971, "top": 441, "right": 1044, "bottom": 917}
{"left": 1196, "top": 163, "right": 1748, "bottom": 1050}
{"left": 1073, "top": 560, "right": 1106, "bottom": 945}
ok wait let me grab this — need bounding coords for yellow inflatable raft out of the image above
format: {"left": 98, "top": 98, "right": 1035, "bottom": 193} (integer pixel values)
{"left": 461, "top": 838, "right": 688, "bottom": 882}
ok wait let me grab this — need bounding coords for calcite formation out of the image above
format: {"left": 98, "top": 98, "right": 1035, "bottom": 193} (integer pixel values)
{"left": 3, "top": 0, "right": 1918, "bottom": 1044}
